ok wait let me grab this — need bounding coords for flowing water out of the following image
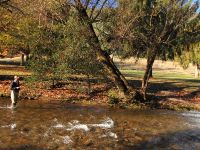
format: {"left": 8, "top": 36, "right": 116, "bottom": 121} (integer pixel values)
{"left": 0, "top": 99, "right": 200, "bottom": 150}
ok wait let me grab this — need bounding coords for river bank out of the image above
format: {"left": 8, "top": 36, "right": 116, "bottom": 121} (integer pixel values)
{"left": 1, "top": 78, "right": 200, "bottom": 111}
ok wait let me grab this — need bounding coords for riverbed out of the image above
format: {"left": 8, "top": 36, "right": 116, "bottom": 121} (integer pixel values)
{"left": 0, "top": 99, "right": 200, "bottom": 150}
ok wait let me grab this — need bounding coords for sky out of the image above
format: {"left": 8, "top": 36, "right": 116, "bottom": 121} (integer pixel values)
{"left": 80, "top": 0, "right": 200, "bottom": 13}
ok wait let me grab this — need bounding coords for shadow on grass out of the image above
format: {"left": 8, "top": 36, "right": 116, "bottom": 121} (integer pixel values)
{"left": 0, "top": 75, "right": 26, "bottom": 81}
{"left": 128, "top": 79, "right": 184, "bottom": 92}
{"left": 0, "top": 60, "right": 20, "bottom": 65}
{"left": 0, "top": 75, "right": 15, "bottom": 80}
{"left": 128, "top": 79, "right": 200, "bottom": 101}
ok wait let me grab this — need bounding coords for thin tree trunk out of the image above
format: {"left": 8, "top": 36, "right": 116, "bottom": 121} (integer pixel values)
{"left": 76, "top": 6, "right": 131, "bottom": 98}
{"left": 87, "top": 74, "right": 91, "bottom": 94}
{"left": 25, "top": 54, "right": 29, "bottom": 62}
{"left": 21, "top": 53, "right": 24, "bottom": 66}
{"left": 149, "top": 67, "right": 153, "bottom": 78}
{"left": 51, "top": 78, "right": 55, "bottom": 89}
{"left": 142, "top": 50, "right": 157, "bottom": 98}
{"left": 195, "top": 64, "right": 200, "bottom": 78}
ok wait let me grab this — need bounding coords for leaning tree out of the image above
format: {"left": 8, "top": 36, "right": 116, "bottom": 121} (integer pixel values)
{"left": 63, "top": 0, "right": 142, "bottom": 100}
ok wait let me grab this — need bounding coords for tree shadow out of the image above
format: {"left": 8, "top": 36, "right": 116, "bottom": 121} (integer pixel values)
{"left": 0, "top": 75, "right": 14, "bottom": 81}
{"left": 0, "top": 75, "right": 25, "bottom": 81}
{"left": 0, "top": 60, "right": 20, "bottom": 66}
{"left": 128, "top": 79, "right": 200, "bottom": 101}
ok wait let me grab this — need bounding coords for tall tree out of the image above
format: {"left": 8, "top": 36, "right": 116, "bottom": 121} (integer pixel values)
{"left": 113, "top": 0, "right": 200, "bottom": 98}
{"left": 67, "top": 0, "right": 137, "bottom": 99}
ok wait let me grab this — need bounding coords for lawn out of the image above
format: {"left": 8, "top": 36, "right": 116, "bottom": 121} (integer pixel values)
{"left": 121, "top": 69, "right": 200, "bottom": 92}
{"left": 121, "top": 69, "right": 196, "bottom": 80}
{"left": 0, "top": 65, "right": 31, "bottom": 76}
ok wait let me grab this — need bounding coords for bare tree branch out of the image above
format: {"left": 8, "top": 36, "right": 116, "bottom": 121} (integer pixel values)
{"left": 92, "top": 0, "right": 107, "bottom": 21}
{"left": 89, "top": 0, "right": 101, "bottom": 18}
{"left": 84, "top": 0, "right": 92, "bottom": 9}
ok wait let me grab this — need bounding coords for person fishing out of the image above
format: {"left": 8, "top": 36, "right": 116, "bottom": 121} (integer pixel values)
{"left": 10, "top": 76, "right": 20, "bottom": 107}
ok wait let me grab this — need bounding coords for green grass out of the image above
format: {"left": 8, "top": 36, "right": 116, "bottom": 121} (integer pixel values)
{"left": 0, "top": 70, "right": 31, "bottom": 76}
{"left": 121, "top": 69, "right": 198, "bottom": 80}
{"left": 121, "top": 69, "right": 200, "bottom": 92}
{"left": 0, "top": 65, "right": 31, "bottom": 76}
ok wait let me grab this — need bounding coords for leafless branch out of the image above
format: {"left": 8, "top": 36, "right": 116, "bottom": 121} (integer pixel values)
{"left": 89, "top": 0, "right": 101, "bottom": 18}
{"left": 84, "top": 0, "right": 91, "bottom": 9}
{"left": 92, "top": 0, "right": 107, "bottom": 21}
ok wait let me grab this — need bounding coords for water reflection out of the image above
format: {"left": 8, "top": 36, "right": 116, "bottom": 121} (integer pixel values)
{"left": 0, "top": 99, "right": 200, "bottom": 149}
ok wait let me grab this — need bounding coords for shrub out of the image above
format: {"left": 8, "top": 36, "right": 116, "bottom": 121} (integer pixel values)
{"left": 107, "top": 90, "right": 119, "bottom": 104}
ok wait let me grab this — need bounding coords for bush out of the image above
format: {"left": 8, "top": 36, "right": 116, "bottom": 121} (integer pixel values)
{"left": 107, "top": 90, "right": 119, "bottom": 104}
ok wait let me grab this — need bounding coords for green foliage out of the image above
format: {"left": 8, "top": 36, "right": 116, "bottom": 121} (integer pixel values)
{"left": 107, "top": 89, "right": 120, "bottom": 104}
{"left": 112, "top": 0, "right": 200, "bottom": 60}
{"left": 26, "top": 24, "right": 65, "bottom": 85}
{"left": 26, "top": 12, "right": 103, "bottom": 87}
{"left": 0, "top": 0, "right": 105, "bottom": 88}
{"left": 108, "top": 0, "right": 200, "bottom": 93}
{"left": 177, "top": 51, "right": 191, "bottom": 69}
{"left": 177, "top": 43, "right": 200, "bottom": 69}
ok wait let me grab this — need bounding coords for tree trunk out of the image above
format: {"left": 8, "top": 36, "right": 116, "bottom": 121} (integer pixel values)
{"left": 142, "top": 50, "right": 157, "bottom": 98}
{"left": 75, "top": 6, "right": 131, "bottom": 98}
{"left": 87, "top": 74, "right": 91, "bottom": 94}
{"left": 21, "top": 53, "right": 25, "bottom": 66}
{"left": 149, "top": 67, "right": 153, "bottom": 78}
{"left": 25, "top": 54, "right": 30, "bottom": 62}
{"left": 195, "top": 64, "right": 200, "bottom": 78}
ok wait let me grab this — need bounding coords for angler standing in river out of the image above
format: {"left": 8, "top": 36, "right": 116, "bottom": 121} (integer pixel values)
{"left": 10, "top": 76, "right": 20, "bottom": 107}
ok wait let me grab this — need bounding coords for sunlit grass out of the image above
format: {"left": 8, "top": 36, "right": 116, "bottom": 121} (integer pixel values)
{"left": 0, "top": 70, "right": 31, "bottom": 76}
{"left": 0, "top": 66, "right": 31, "bottom": 76}
{"left": 121, "top": 69, "right": 197, "bottom": 80}
{"left": 121, "top": 69, "right": 200, "bottom": 92}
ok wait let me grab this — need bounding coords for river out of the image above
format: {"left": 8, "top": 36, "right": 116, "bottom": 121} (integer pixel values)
{"left": 0, "top": 99, "right": 200, "bottom": 150}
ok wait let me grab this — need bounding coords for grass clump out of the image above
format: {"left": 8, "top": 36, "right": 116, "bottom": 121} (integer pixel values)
{"left": 107, "top": 89, "right": 120, "bottom": 104}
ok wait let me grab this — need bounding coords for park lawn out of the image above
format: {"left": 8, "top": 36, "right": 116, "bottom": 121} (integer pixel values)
{"left": 0, "top": 65, "right": 31, "bottom": 76}
{"left": 122, "top": 69, "right": 200, "bottom": 110}
{"left": 121, "top": 69, "right": 200, "bottom": 91}
{"left": 121, "top": 69, "right": 196, "bottom": 79}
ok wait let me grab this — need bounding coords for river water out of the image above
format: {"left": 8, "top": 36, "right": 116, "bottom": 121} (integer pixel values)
{"left": 0, "top": 99, "right": 200, "bottom": 150}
